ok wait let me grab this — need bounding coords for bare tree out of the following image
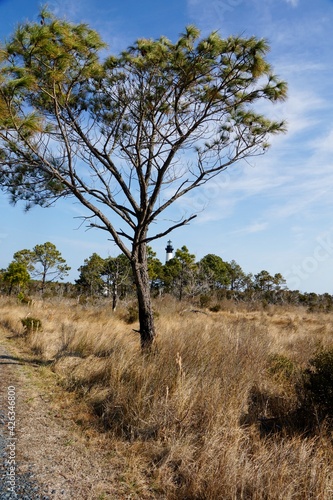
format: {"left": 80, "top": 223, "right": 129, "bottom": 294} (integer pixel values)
{"left": 0, "top": 10, "right": 287, "bottom": 349}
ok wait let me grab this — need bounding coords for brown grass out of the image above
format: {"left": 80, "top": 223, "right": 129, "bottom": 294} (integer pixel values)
{"left": 2, "top": 295, "right": 333, "bottom": 498}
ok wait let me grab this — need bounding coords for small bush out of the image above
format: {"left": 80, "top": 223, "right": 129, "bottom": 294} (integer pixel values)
{"left": 125, "top": 305, "right": 139, "bottom": 324}
{"left": 268, "top": 353, "right": 295, "bottom": 381}
{"left": 17, "top": 293, "right": 33, "bottom": 305}
{"left": 304, "top": 348, "right": 333, "bottom": 417}
{"left": 21, "top": 317, "right": 42, "bottom": 334}
{"left": 199, "top": 294, "right": 211, "bottom": 308}
{"left": 209, "top": 304, "right": 221, "bottom": 313}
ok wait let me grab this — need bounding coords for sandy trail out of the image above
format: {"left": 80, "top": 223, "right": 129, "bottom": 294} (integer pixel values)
{"left": 0, "top": 327, "right": 129, "bottom": 500}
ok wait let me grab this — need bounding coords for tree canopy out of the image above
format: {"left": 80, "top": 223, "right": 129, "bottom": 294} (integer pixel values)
{"left": 199, "top": 254, "right": 230, "bottom": 289}
{"left": 14, "top": 242, "right": 70, "bottom": 292}
{"left": 3, "top": 261, "right": 30, "bottom": 294}
{"left": 76, "top": 252, "right": 106, "bottom": 296}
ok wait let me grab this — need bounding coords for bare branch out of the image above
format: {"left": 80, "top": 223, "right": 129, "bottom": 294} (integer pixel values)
{"left": 145, "top": 215, "right": 197, "bottom": 244}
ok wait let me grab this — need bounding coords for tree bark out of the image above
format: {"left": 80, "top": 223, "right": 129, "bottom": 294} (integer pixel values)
{"left": 41, "top": 269, "right": 47, "bottom": 295}
{"left": 132, "top": 243, "right": 156, "bottom": 351}
{"left": 112, "top": 280, "right": 118, "bottom": 311}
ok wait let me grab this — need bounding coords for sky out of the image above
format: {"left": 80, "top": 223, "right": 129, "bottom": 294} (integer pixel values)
{"left": 1, "top": 0, "right": 333, "bottom": 294}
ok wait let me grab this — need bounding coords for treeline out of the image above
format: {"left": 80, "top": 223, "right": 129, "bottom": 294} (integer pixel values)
{"left": 1, "top": 241, "right": 333, "bottom": 312}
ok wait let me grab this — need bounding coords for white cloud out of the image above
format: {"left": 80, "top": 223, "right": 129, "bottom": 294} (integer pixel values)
{"left": 232, "top": 221, "right": 269, "bottom": 235}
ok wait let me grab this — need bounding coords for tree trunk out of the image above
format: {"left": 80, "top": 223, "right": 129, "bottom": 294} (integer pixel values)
{"left": 41, "top": 269, "right": 47, "bottom": 295}
{"left": 132, "top": 243, "right": 156, "bottom": 351}
{"left": 112, "top": 280, "right": 118, "bottom": 311}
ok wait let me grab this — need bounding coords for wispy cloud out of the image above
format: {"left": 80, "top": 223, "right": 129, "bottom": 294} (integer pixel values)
{"left": 232, "top": 221, "right": 269, "bottom": 235}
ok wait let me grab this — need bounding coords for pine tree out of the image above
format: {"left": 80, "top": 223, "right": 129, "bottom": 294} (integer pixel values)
{"left": 0, "top": 10, "right": 287, "bottom": 349}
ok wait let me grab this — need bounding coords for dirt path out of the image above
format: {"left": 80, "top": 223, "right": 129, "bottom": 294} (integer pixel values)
{"left": 0, "top": 327, "right": 148, "bottom": 500}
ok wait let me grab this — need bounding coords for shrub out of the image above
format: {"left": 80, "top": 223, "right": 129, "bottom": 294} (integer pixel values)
{"left": 17, "top": 292, "right": 32, "bottom": 305}
{"left": 21, "top": 317, "right": 42, "bottom": 334}
{"left": 199, "top": 294, "right": 211, "bottom": 308}
{"left": 209, "top": 303, "right": 221, "bottom": 313}
{"left": 268, "top": 353, "right": 295, "bottom": 381}
{"left": 304, "top": 348, "right": 333, "bottom": 417}
{"left": 125, "top": 305, "right": 139, "bottom": 324}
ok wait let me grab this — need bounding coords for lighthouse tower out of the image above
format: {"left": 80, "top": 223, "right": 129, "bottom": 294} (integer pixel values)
{"left": 165, "top": 240, "right": 174, "bottom": 263}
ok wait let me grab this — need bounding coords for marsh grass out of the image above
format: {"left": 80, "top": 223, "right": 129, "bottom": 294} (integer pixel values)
{"left": 2, "top": 295, "right": 333, "bottom": 498}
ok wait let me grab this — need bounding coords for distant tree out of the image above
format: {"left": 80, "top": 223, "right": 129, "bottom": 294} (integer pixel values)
{"left": 15, "top": 242, "right": 70, "bottom": 293}
{"left": 226, "top": 260, "right": 247, "bottom": 291}
{"left": 199, "top": 254, "right": 230, "bottom": 290}
{"left": 254, "top": 270, "right": 274, "bottom": 292}
{"left": 164, "top": 246, "right": 197, "bottom": 300}
{"left": 0, "top": 10, "right": 287, "bottom": 348}
{"left": 254, "top": 270, "right": 287, "bottom": 294}
{"left": 147, "top": 247, "right": 164, "bottom": 292}
{"left": 76, "top": 253, "right": 105, "bottom": 296}
{"left": 272, "top": 273, "right": 287, "bottom": 291}
{"left": 102, "top": 254, "right": 133, "bottom": 310}
{"left": 3, "top": 261, "right": 30, "bottom": 295}
{"left": 13, "top": 248, "right": 35, "bottom": 272}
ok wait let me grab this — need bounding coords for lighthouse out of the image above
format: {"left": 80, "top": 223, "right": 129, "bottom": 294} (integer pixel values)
{"left": 165, "top": 240, "right": 174, "bottom": 263}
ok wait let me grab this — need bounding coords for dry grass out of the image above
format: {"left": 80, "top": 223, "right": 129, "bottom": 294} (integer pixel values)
{"left": 2, "top": 295, "right": 333, "bottom": 498}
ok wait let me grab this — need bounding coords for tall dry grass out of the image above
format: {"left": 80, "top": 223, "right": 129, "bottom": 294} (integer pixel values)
{"left": 2, "top": 294, "right": 333, "bottom": 498}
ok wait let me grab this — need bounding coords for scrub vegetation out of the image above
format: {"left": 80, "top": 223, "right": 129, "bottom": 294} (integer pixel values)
{"left": 2, "top": 294, "right": 333, "bottom": 498}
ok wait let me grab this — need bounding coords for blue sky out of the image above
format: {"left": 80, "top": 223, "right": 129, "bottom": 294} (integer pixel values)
{"left": 1, "top": 0, "right": 333, "bottom": 294}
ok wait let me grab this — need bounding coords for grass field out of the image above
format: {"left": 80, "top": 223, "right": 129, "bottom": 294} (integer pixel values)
{"left": 2, "top": 294, "right": 333, "bottom": 499}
